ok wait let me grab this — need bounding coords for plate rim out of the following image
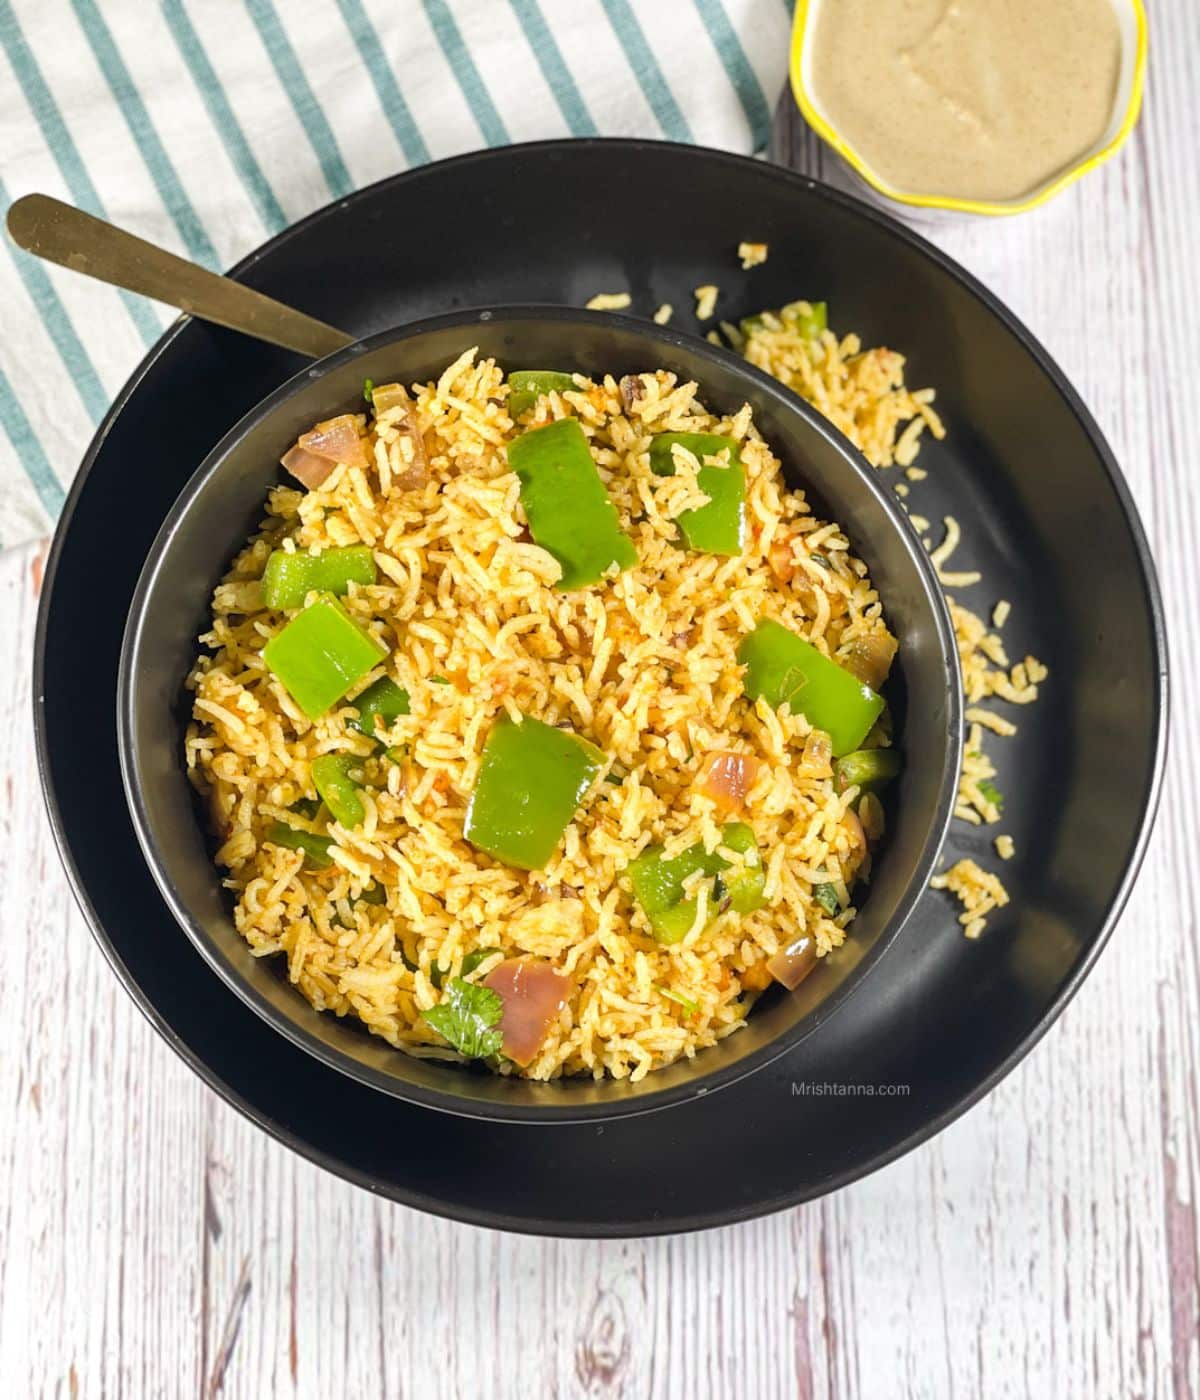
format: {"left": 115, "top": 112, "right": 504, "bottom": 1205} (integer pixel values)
{"left": 32, "top": 137, "right": 1170, "bottom": 1236}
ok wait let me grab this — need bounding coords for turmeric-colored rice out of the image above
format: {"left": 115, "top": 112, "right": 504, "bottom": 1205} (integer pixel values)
{"left": 185, "top": 353, "right": 897, "bottom": 1082}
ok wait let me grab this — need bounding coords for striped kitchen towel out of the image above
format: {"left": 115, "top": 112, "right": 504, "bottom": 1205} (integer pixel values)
{"left": 0, "top": 0, "right": 791, "bottom": 549}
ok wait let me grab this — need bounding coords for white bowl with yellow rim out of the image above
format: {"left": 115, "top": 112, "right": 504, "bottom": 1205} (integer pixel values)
{"left": 790, "top": 0, "right": 1148, "bottom": 218}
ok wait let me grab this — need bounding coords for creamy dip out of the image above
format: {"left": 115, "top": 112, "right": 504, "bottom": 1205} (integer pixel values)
{"left": 808, "top": 0, "right": 1123, "bottom": 202}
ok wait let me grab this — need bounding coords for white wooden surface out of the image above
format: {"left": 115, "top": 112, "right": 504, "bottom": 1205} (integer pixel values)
{"left": 3, "top": 34, "right": 1199, "bottom": 1398}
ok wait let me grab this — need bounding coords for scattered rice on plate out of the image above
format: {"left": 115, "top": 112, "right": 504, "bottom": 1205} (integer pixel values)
{"left": 735, "top": 303, "right": 1047, "bottom": 938}
{"left": 694, "top": 284, "right": 719, "bottom": 321}
{"left": 930, "top": 859, "right": 1010, "bottom": 940}
{"left": 585, "top": 292, "right": 631, "bottom": 311}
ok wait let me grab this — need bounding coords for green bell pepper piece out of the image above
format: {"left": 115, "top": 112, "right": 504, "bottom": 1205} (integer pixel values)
{"left": 738, "top": 619, "right": 884, "bottom": 757}
{"left": 741, "top": 303, "right": 826, "bottom": 342}
{"left": 977, "top": 778, "right": 1004, "bottom": 812}
{"left": 350, "top": 675, "right": 410, "bottom": 741}
{"left": 813, "top": 881, "right": 840, "bottom": 916}
{"left": 628, "top": 840, "right": 713, "bottom": 943}
{"left": 266, "top": 820, "right": 333, "bottom": 868}
{"left": 508, "top": 418, "right": 637, "bottom": 590}
{"left": 627, "top": 822, "right": 764, "bottom": 944}
{"left": 711, "top": 821, "right": 766, "bottom": 913}
{"left": 261, "top": 545, "right": 376, "bottom": 609}
{"left": 507, "top": 369, "right": 579, "bottom": 418}
{"left": 781, "top": 300, "right": 827, "bottom": 339}
{"left": 311, "top": 753, "right": 366, "bottom": 828}
{"left": 263, "top": 593, "right": 388, "bottom": 720}
{"left": 645, "top": 901, "right": 705, "bottom": 944}
{"left": 464, "top": 714, "right": 605, "bottom": 870}
{"left": 834, "top": 747, "right": 902, "bottom": 794}
{"left": 649, "top": 433, "right": 746, "bottom": 556}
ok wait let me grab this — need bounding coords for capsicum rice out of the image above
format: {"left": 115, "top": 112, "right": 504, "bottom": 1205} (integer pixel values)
{"left": 186, "top": 352, "right": 901, "bottom": 1081}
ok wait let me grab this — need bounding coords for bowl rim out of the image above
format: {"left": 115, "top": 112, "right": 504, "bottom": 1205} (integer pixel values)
{"left": 115, "top": 303, "right": 963, "bottom": 1123}
{"left": 789, "top": 0, "right": 1149, "bottom": 217}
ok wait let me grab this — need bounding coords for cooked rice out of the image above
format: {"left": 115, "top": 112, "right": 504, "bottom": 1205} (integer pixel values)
{"left": 929, "top": 515, "right": 982, "bottom": 587}
{"left": 738, "top": 306, "right": 1047, "bottom": 939}
{"left": 930, "top": 859, "right": 1010, "bottom": 939}
{"left": 585, "top": 292, "right": 631, "bottom": 311}
{"left": 694, "top": 284, "right": 719, "bottom": 320}
{"left": 956, "top": 723, "right": 1003, "bottom": 824}
{"left": 653, "top": 303, "right": 673, "bottom": 325}
{"left": 186, "top": 355, "right": 896, "bottom": 1081}
{"left": 740, "top": 311, "right": 946, "bottom": 469}
{"left": 738, "top": 242, "right": 769, "bottom": 269}
{"left": 994, "top": 835, "right": 1015, "bottom": 860}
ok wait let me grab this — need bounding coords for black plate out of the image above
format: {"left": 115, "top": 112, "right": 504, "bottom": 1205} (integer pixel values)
{"left": 35, "top": 140, "right": 1167, "bottom": 1236}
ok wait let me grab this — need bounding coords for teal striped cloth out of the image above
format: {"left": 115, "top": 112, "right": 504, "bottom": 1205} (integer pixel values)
{"left": 0, "top": 0, "right": 791, "bottom": 549}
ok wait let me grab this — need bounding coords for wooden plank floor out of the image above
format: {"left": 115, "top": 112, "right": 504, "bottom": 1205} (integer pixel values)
{"left": 3, "top": 30, "right": 1198, "bottom": 1398}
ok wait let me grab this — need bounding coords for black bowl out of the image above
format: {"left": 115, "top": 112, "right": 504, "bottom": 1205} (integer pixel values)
{"left": 118, "top": 305, "right": 961, "bottom": 1122}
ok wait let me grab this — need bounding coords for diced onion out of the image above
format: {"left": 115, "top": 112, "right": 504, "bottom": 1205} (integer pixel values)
{"left": 767, "top": 532, "right": 796, "bottom": 584}
{"left": 696, "top": 751, "right": 759, "bottom": 812}
{"left": 392, "top": 410, "right": 429, "bottom": 489}
{"left": 482, "top": 957, "right": 570, "bottom": 1067}
{"left": 840, "top": 807, "right": 868, "bottom": 882}
{"left": 798, "top": 731, "right": 833, "bottom": 778}
{"left": 370, "top": 381, "right": 410, "bottom": 415}
{"left": 280, "top": 444, "right": 336, "bottom": 489}
{"left": 839, "top": 632, "right": 898, "bottom": 690}
{"left": 298, "top": 413, "right": 369, "bottom": 470}
{"left": 619, "top": 374, "right": 645, "bottom": 413}
{"left": 766, "top": 935, "right": 818, "bottom": 990}
{"left": 859, "top": 792, "right": 885, "bottom": 842}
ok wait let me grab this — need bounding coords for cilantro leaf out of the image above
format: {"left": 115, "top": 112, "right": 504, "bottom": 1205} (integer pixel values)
{"left": 430, "top": 947, "right": 503, "bottom": 989}
{"left": 461, "top": 947, "right": 504, "bottom": 977}
{"left": 421, "top": 977, "right": 504, "bottom": 1058}
{"left": 657, "top": 984, "right": 699, "bottom": 1015}
{"left": 977, "top": 779, "right": 1004, "bottom": 811}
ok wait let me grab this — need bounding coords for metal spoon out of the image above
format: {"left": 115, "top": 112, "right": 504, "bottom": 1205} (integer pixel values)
{"left": 6, "top": 193, "right": 353, "bottom": 360}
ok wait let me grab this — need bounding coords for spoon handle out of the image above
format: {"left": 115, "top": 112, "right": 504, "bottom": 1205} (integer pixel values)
{"left": 6, "top": 193, "right": 354, "bottom": 360}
